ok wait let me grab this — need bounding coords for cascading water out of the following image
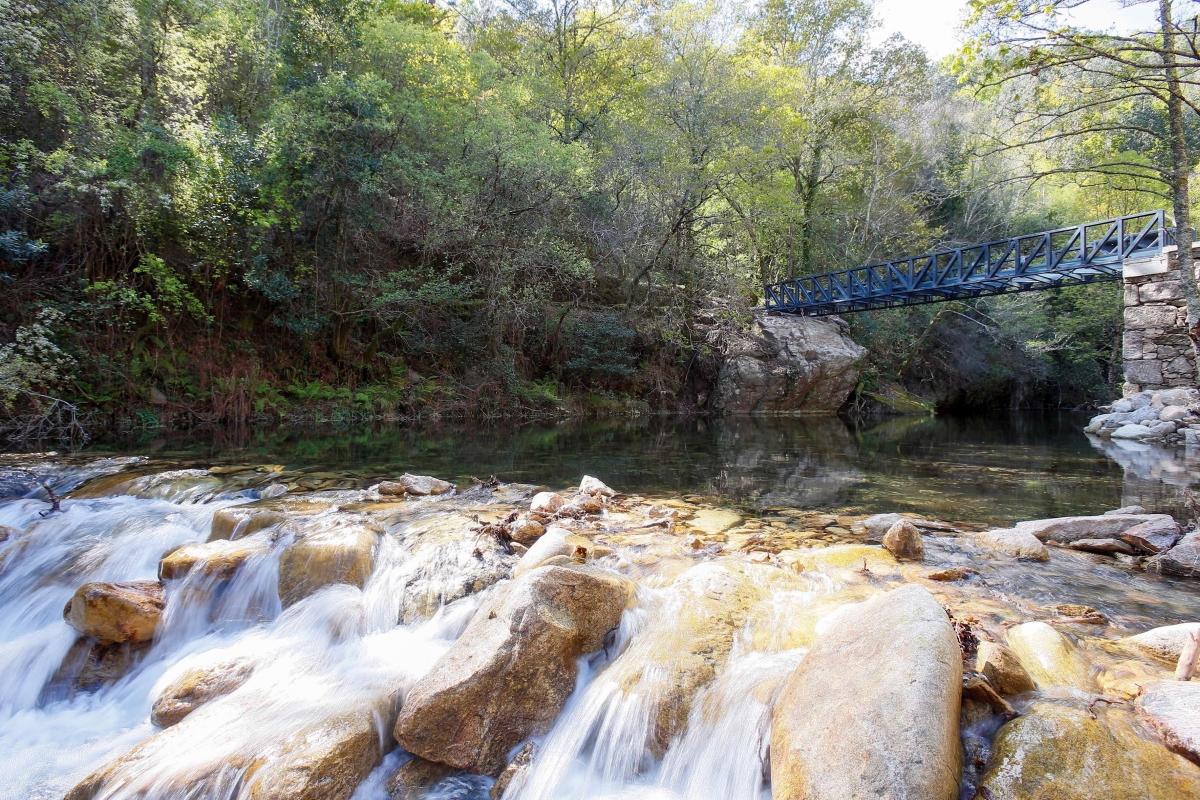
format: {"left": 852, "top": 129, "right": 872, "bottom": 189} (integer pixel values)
{"left": 2, "top": 449, "right": 1199, "bottom": 800}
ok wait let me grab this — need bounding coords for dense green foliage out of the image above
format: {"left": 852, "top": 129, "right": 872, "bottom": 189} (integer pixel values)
{"left": 0, "top": 0, "right": 1175, "bottom": 430}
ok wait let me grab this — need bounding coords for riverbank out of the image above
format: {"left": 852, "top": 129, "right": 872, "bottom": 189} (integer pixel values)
{"left": 0, "top": 457, "right": 1198, "bottom": 800}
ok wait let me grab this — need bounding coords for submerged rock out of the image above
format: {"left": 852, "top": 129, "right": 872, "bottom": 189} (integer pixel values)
{"left": 975, "top": 641, "right": 1036, "bottom": 696}
{"left": 1068, "top": 537, "right": 1136, "bottom": 555}
{"left": 1005, "top": 622, "right": 1096, "bottom": 692}
{"left": 881, "top": 519, "right": 924, "bottom": 560}
{"left": 1123, "top": 623, "right": 1200, "bottom": 663}
{"left": 770, "top": 584, "right": 961, "bottom": 800}
{"left": 978, "top": 701, "right": 1200, "bottom": 799}
{"left": 278, "top": 524, "right": 379, "bottom": 607}
{"left": 393, "top": 565, "right": 628, "bottom": 775}
{"left": 64, "top": 580, "right": 165, "bottom": 644}
{"left": 385, "top": 756, "right": 457, "bottom": 800}
{"left": 711, "top": 311, "right": 865, "bottom": 413}
{"left": 151, "top": 658, "right": 255, "bottom": 727}
{"left": 45, "top": 637, "right": 152, "bottom": 698}
{"left": 1138, "top": 681, "right": 1200, "bottom": 763}
{"left": 975, "top": 529, "right": 1049, "bottom": 561}
{"left": 489, "top": 742, "right": 535, "bottom": 800}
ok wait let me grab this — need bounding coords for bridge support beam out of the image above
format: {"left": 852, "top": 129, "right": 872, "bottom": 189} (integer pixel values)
{"left": 1122, "top": 248, "right": 1197, "bottom": 394}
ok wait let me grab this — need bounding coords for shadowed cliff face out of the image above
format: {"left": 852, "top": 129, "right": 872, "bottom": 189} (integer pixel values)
{"left": 712, "top": 313, "right": 866, "bottom": 414}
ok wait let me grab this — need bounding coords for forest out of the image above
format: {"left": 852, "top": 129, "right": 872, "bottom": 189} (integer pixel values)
{"left": 2, "top": 0, "right": 1198, "bottom": 432}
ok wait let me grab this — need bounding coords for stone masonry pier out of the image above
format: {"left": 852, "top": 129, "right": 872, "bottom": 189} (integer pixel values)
{"left": 1123, "top": 246, "right": 1198, "bottom": 394}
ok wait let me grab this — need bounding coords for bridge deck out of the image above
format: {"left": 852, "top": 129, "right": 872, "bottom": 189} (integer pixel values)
{"left": 764, "top": 211, "right": 1171, "bottom": 316}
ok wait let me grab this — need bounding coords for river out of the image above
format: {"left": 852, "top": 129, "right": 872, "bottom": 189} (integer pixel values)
{"left": 1, "top": 412, "right": 1198, "bottom": 800}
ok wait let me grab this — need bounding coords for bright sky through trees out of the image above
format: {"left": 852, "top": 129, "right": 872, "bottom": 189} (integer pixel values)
{"left": 874, "top": 0, "right": 1162, "bottom": 59}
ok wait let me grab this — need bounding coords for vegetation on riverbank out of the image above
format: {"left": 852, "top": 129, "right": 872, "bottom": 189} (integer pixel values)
{"left": 2, "top": 0, "right": 1194, "bottom": 436}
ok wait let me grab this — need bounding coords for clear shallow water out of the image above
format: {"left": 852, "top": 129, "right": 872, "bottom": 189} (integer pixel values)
{"left": 34, "top": 411, "right": 1165, "bottom": 525}
{"left": 1, "top": 412, "right": 1199, "bottom": 800}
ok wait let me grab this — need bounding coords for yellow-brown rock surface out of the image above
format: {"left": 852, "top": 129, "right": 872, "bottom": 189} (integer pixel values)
{"left": 277, "top": 524, "right": 379, "bottom": 607}
{"left": 63, "top": 580, "right": 165, "bottom": 643}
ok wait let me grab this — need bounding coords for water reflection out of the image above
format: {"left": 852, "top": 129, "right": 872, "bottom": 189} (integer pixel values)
{"left": 0, "top": 412, "right": 1150, "bottom": 526}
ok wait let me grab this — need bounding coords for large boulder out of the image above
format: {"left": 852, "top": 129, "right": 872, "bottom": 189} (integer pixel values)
{"left": 770, "top": 584, "right": 962, "bottom": 800}
{"left": 1014, "top": 514, "right": 1173, "bottom": 544}
{"left": 393, "top": 565, "right": 629, "bottom": 775}
{"left": 712, "top": 311, "right": 865, "bottom": 414}
{"left": 278, "top": 524, "right": 379, "bottom": 607}
{"left": 63, "top": 580, "right": 165, "bottom": 644}
{"left": 1138, "top": 681, "right": 1200, "bottom": 763}
{"left": 1005, "top": 622, "right": 1096, "bottom": 692}
{"left": 978, "top": 701, "right": 1200, "bottom": 799}
{"left": 242, "top": 708, "right": 385, "bottom": 800}
{"left": 1121, "top": 516, "right": 1183, "bottom": 553}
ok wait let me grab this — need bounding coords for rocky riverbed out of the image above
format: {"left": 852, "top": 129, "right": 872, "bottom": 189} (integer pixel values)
{"left": 0, "top": 455, "right": 1199, "bottom": 800}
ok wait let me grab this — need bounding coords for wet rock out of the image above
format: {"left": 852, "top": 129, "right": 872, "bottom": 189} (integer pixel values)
{"left": 209, "top": 504, "right": 288, "bottom": 541}
{"left": 771, "top": 584, "right": 961, "bottom": 800}
{"left": 926, "top": 567, "right": 969, "bottom": 581}
{"left": 512, "top": 526, "right": 585, "bottom": 576}
{"left": 978, "top": 701, "right": 1200, "bottom": 799}
{"left": 861, "top": 512, "right": 904, "bottom": 543}
{"left": 1014, "top": 513, "right": 1172, "bottom": 544}
{"left": 975, "top": 641, "right": 1036, "bottom": 696}
{"left": 379, "top": 474, "right": 454, "bottom": 496}
{"left": 570, "top": 494, "right": 603, "bottom": 514}
{"left": 151, "top": 659, "right": 255, "bottom": 727}
{"left": 1147, "top": 530, "right": 1200, "bottom": 577}
{"left": 278, "top": 525, "right": 379, "bottom": 607}
{"left": 529, "top": 492, "right": 566, "bottom": 514}
{"left": 509, "top": 518, "right": 545, "bottom": 546}
{"left": 64, "top": 580, "right": 165, "bottom": 644}
{"left": 1121, "top": 516, "right": 1183, "bottom": 554}
{"left": 0, "top": 524, "right": 19, "bottom": 542}
{"left": 712, "top": 311, "right": 866, "bottom": 413}
{"left": 393, "top": 565, "right": 629, "bottom": 775}
{"left": 385, "top": 756, "right": 457, "bottom": 800}
{"left": 1107, "top": 505, "right": 1147, "bottom": 515}
{"left": 1111, "top": 423, "right": 1154, "bottom": 439}
{"left": 489, "top": 742, "right": 535, "bottom": 800}
{"left": 1123, "top": 623, "right": 1200, "bottom": 663}
{"left": 781, "top": 544, "right": 900, "bottom": 577}
{"left": 688, "top": 508, "right": 742, "bottom": 535}
{"left": 159, "top": 535, "right": 273, "bottom": 581}
{"left": 1068, "top": 537, "right": 1136, "bottom": 555}
{"left": 881, "top": 519, "right": 924, "bottom": 560}
{"left": 1162, "top": 404, "right": 1191, "bottom": 422}
{"left": 962, "top": 672, "right": 1015, "bottom": 717}
{"left": 1138, "top": 681, "right": 1200, "bottom": 763}
{"left": 1005, "top": 621, "right": 1096, "bottom": 692}
{"left": 975, "top": 529, "right": 1049, "bottom": 561}
{"left": 46, "top": 637, "right": 153, "bottom": 698}
{"left": 578, "top": 475, "right": 615, "bottom": 497}
{"left": 241, "top": 707, "right": 386, "bottom": 800}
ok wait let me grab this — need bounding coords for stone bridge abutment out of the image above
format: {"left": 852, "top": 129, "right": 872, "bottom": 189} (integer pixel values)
{"left": 1122, "top": 246, "right": 1198, "bottom": 394}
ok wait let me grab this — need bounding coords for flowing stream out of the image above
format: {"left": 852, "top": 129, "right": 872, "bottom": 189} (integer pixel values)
{"left": 1, "top": 413, "right": 1199, "bottom": 800}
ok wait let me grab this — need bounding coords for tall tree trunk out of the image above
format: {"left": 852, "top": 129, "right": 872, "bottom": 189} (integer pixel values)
{"left": 1161, "top": 0, "right": 1200, "bottom": 379}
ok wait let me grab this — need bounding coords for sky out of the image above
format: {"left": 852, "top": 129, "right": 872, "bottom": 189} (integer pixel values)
{"left": 873, "top": 0, "right": 1165, "bottom": 60}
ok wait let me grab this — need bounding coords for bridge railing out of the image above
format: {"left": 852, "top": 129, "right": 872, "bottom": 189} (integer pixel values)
{"left": 764, "top": 210, "right": 1171, "bottom": 316}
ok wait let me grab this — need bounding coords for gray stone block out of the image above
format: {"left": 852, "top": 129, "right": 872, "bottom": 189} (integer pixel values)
{"left": 1125, "top": 360, "right": 1164, "bottom": 386}
{"left": 1125, "top": 305, "right": 1179, "bottom": 329}
{"left": 1140, "top": 281, "right": 1184, "bottom": 302}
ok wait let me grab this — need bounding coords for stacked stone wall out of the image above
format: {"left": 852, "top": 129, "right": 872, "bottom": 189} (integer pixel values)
{"left": 1122, "top": 250, "right": 1197, "bottom": 394}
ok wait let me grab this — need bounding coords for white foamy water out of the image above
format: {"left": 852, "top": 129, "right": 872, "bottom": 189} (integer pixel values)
{"left": 0, "top": 461, "right": 840, "bottom": 800}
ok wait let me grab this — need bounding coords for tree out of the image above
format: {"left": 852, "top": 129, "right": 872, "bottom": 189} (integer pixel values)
{"left": 958, "top": 0, "right": 1200, "bottom": 366}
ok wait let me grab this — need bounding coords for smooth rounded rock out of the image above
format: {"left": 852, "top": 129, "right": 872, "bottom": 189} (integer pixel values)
{"left": 881, "top": 519, "right": 924, "bottom": 560}
{"left": 1123, "top": 623, "right": 1200, "bottom": 663}
{"left": 64, "top": 581, "right": 165, "bottom": 644}
{"left": 1006, "top": 622, "right": 1096, "bottom": 692}
{"left": 530, "top": 492, "right": 566, "bottom": 514}
{"left": 277, "top": 525, "right": 379, "bottom": 607}
{"left": 771, "top": 584, "right": 962, "bottom": 800}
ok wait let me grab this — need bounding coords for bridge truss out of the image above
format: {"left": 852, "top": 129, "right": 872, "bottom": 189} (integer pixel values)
{"left": 764, "top": 211, "right": 1171, "bottom": 317}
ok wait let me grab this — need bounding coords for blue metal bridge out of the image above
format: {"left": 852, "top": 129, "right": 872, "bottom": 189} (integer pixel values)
{"left": 764, "top": 210, "right": 1172, "bottom": 316}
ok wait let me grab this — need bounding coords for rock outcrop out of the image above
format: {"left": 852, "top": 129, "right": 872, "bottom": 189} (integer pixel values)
{"left": 712, "top": 311, "right": 865, "bottom": 414}
{"left": 393, "top": 565, "right": 629, "bottom": 775}
{"left": 1013, "top": 513, "right": 1172, "bottom": 544}
{"left": 160, "top": 535, "right": 273, "bottom": 581}
{"left": 1123, "top": 623, "right": 1200, "bottom": 663}
{"left": 1148, "top": 530, "right": 1200, "bottom": 577}
{"left": 770, "top": 584, "right": 962, "bottom": 800}
{"left": 64, "top": 580, "right": 165, "bottom": 643}
{"left": 978, "top": 701, "right": 1200, "bottom": 799}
